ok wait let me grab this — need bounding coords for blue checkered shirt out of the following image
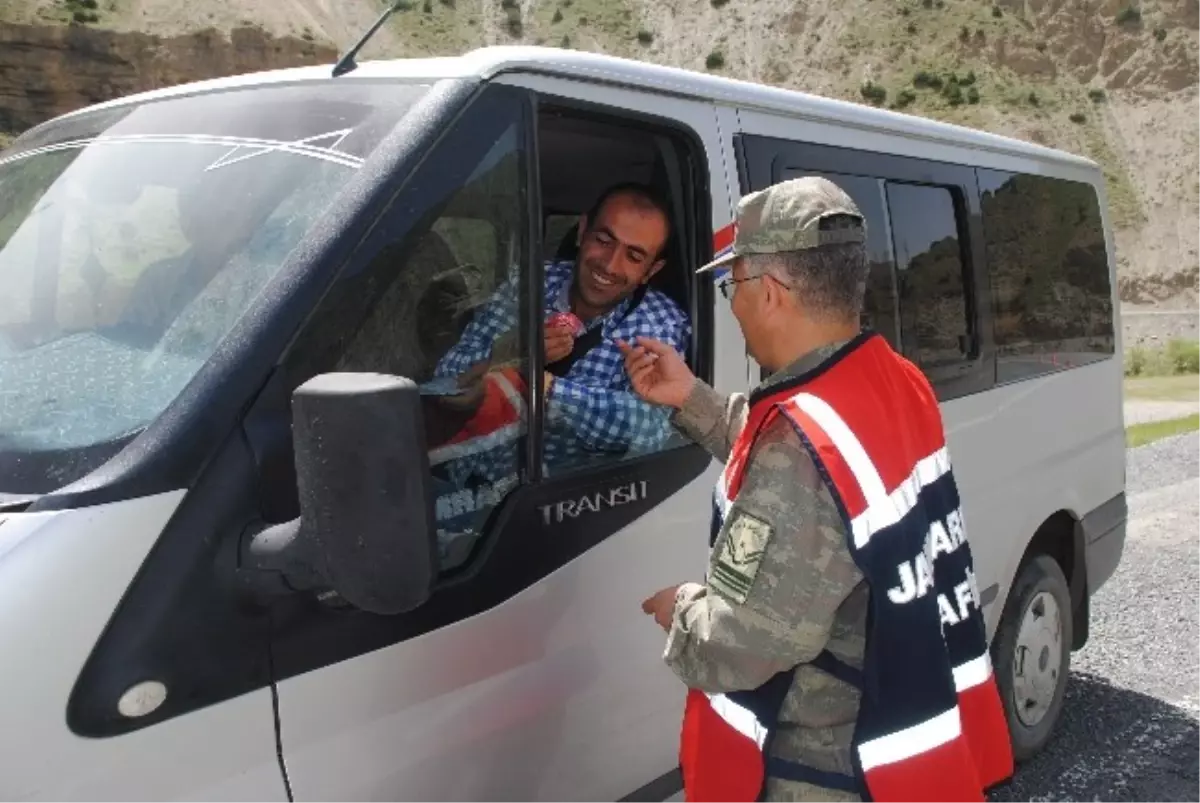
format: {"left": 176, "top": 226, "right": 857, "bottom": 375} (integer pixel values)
{"left": 433, "top": 260, "right": 691, "bottom": 482}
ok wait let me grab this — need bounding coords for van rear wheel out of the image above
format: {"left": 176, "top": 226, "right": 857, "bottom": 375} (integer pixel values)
{"left": 991, "top": 554, "right": 1072, "bottom": 762}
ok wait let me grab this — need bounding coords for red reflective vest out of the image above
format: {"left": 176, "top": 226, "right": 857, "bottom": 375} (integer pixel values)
{"left": 679, "top": 332, "right": 1013, "bottom": 802}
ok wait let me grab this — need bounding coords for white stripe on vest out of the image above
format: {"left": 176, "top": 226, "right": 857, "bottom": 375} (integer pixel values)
{"left": 792, "top": 393, "right": 951, "bottom": 548}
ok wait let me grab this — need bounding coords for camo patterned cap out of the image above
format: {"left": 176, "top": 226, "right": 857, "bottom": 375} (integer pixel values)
{"left": 698, "top": 176, "right": 866, "bottom": 273}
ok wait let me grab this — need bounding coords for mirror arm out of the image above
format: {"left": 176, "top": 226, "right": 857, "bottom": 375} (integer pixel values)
{"left": 236, "top": 519, "right": 326, "bottom": 596}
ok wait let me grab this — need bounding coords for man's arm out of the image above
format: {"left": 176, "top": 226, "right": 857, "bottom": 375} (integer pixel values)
{"left": 546, "top": 314, "right": 691, "bottom": 453}
{"left": 670, "top": 380, "right": 749, "bottom": 464}
{"left": 662, "top": 414, "right": 863, "bottom": 694}
{"left": 432, "top": 270, "right": 519, "bottom": 379}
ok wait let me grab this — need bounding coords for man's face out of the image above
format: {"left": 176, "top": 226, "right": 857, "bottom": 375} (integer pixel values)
{"left": 729, "top": 255, "right": 790, "bottom": 369}
{"left": 574, "top": 193, "right": 668, "bottom": 313}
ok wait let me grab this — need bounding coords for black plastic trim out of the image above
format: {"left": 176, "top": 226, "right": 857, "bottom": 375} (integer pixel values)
{"left": 1081, "top": 490, "right": 1127, "bottom": 544}
{"left": 619, "top": 767, "right": 683, "bottom": 802}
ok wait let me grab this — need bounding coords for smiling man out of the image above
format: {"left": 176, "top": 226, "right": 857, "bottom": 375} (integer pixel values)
{"left": 431, "top": 182, "right": 691, "bottom": 477}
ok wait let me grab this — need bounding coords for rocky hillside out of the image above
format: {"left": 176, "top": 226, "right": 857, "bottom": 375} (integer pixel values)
{"left": 1, "top": 0, "right": 1196, "bottom": 327}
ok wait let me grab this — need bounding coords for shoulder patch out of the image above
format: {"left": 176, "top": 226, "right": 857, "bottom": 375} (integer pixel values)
{"left": 709, "top": 510, "right": 773, "bottom": 604}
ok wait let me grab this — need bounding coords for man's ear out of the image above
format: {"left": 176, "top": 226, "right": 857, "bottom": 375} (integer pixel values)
{"left": 642, "top": 258, "right": 667, "bottom": 284}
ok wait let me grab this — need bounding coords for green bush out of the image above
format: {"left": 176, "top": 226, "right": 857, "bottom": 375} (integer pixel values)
{"left": 961, "top": 70, "right": 977, "bottom": 86}
{"left": 944, "top": 83, "right": 964, "bottom": 105}
{"left": 860, "top": 82, "right": 888, "bottom": 105}
{"left": 1028, "top": 91, "right": 1040, "bottom": 106}
{"left": 1125, "top": 346, "right": 1148, "bottom": 376}
{"left": 711, "top": 0, "right": 729, "bottom": 7}
{"left": 967, "top": 86, "right": 981, "bottom": 104}
{"left": 1069, "top": 112, "right": 1087, "bottom": 124}
{"left": 706, "top": 50, "right": 725, "bottom": 70}
{"left": 1168, "top": 339, "right": 1200, "bottom": 374}
{"left": 895, "top": 89, "right": 917, "bottom": 108}
{"left": 991, "top": 5, "right": 1002, "bottom": 17}
{"left": 913, "top": 70, "right": 943, "bottom": 90}
{"left": 552, "top": 8, "right": 563, "bottom": 22}
{"left": 636, "top": 28, "right": 653, "bottom": 44}
{"left": 1154, "top": 27, "right": 1168, "bottom": 41}
{"left": 1115, "top": 6, "right": 1141, "bottom": 25}
{"left": 1088, "top": 88, "right": 1107, "bottom": 102}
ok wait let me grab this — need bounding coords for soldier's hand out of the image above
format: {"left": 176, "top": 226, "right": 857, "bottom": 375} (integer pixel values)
{"left": 619, "top": 337, "right": 695, "bottom": 410}
{"left": 642, "top": 584, "right": 682, "bottom": 631}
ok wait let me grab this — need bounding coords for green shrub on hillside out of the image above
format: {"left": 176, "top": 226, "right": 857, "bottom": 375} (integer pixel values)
{"left": 1116, "top": 6, "right": 1141, "bottom": 25}
{"left": 860, "top": 82, "right": 888, "bottom": 105}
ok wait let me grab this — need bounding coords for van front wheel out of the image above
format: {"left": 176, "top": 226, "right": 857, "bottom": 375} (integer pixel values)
{"left": 991, "top": 554, "right": 1073, "bottom": 762}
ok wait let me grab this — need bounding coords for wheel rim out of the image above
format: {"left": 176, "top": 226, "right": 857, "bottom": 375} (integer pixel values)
{"left": 1011, "top": 590, "right": 1063, "bottom": 728}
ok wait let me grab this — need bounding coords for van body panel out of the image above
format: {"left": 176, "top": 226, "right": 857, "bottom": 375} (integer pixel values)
{"left": 0, "top": 492, "right": 285, "bottom": 800}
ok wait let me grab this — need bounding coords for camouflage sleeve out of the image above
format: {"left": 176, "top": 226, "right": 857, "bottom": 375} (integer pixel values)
{"left": 670, "top": 379, "right": 749, "bottom": 463}
{"left": 662, "top": 414, "right": 863, "bottom": 694}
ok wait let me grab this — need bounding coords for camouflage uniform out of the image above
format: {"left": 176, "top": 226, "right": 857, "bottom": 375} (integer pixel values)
{"left": 662, "top": 175, "right": 876, "bottom": 802}
{"left": 666, "top": 349, "right": 867, "bottom": 802}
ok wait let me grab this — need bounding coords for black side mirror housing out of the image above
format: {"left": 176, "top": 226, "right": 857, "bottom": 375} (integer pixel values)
{"left": 242, "top": 372, "right": 437, "bottom": 615}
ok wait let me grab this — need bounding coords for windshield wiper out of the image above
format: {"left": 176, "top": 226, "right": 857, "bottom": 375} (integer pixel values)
{"left": 332, "top": 0, "right": 408, "bottom": 78}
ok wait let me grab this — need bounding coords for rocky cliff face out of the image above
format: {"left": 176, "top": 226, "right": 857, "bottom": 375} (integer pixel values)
{"left": 0, "top": 22, "right": 336, "bottom": 135}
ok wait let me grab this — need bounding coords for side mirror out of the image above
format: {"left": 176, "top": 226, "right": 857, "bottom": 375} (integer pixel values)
{"left": 242, "top": 373, "right": 437, "bottom": 615}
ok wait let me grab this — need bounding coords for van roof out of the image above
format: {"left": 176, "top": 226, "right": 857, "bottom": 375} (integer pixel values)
{"left": 44, "top": 45, "right": 1097, "bottom": 171}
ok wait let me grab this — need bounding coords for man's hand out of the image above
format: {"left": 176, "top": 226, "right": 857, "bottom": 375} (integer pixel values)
{"left": 437, "top": 361, "right": 489, "bottom": 412}
{"left": 544, "top": 323, "right": 574, "bottom": 364}
{"left": 618, "top": 336, "right": 696, "bottom": 410}
{"left": 642, "top": 584, "right": 682, "bottom": 631}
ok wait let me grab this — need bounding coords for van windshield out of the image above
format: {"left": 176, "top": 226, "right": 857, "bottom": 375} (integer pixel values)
{"left": 0, "top": 80, "right": 431, "bottom": 495}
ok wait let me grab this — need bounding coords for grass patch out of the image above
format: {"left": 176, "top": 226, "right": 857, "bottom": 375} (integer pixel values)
{"left": 705, "top": 50, "right": 725, "bottom": 70}
{"left": 1124, "top": 339, "right": 1200, "bottom": 377}
{"left": 1124, "top": 375, "right": 1200, "bottom": 402}
{"left": 1126, "top": 414, "right": 1199, "bottom": 448}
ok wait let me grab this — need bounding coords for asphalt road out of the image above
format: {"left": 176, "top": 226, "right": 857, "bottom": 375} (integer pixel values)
{"left": 991, "top": 432, "right": 1200, "bottom": 802}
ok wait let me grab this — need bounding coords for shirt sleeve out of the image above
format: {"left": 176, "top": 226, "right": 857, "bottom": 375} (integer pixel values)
{"left": 432, "top": 269, "right": 520, "bottom": 379}
{"left": 662, "top": 413, "right": 863, "bottom": 694}
{"left": 670, "top": 379, "right": 749, "bottom": 464}
{"left": 545, "top": 310, "right": 691, "bottom": 453}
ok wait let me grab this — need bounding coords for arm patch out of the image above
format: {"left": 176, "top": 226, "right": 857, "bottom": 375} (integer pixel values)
{"left": 709, "top": 510, "right": 773, "bottom": 604}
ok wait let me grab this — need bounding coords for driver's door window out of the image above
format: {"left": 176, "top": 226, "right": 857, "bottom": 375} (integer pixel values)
{"left": 289, "top": 89, "right": 532, "bottom": 573}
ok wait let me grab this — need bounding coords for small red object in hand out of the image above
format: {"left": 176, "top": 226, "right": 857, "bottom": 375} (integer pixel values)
{"left": 547, "top": 311, "right": 585, "bottom": 336}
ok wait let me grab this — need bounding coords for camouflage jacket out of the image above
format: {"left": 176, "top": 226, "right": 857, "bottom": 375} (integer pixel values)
{"left": 665, "top": 342, "right": 869, "bottom": 802}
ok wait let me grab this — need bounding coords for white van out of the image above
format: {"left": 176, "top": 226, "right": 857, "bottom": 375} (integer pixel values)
{"left": 0, "top": 45, "right": 1126, "bottom": 801}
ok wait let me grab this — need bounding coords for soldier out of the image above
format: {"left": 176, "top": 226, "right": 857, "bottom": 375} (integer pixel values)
{"left": 620, "top": 177, "right": 1013, "bottom": 802}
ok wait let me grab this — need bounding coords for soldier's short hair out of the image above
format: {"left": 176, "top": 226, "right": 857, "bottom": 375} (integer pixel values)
{"left": 756, "top": 215, "right": 869, "bottom": 321}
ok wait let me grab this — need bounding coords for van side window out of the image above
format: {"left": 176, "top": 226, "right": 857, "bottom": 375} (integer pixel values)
{"left": 977, "top": 170, "right": 1115, "bottom": 381}
{"left": 884, "top": 182, "right": 974, "bottom": 376}
{"left": 781, "top": 169, "right": 900, "bottom": 348}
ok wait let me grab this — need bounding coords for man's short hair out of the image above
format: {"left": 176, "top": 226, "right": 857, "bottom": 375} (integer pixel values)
{"left": 758, "top": 214, "right": 869, "bottom": 321}
{"left": 585, "top": 182, "right": 673, "bottom": 260}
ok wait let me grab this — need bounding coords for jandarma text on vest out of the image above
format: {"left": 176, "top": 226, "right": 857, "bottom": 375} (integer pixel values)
{"left": 887, "top": 505, "right": 983, "bottom": 627}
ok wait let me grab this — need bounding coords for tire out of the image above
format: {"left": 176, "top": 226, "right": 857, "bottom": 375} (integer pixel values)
{"left": 990, "top": 553, "right": 1073, "bottom": 762}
